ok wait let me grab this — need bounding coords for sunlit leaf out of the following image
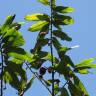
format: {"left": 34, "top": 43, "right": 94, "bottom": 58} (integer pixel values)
{"left": 5, "top": 47, "right": 32, "bottom": 62}
{"left": 3, "top": 28, "right": 25, "bottom": 47}
{"left": 75, "top": 58, "right": 96, "bottom": 69}
{"left": 38, "top": 0, "right": 50, "bottom": 6}
{"left": 75, "top": 58, "right": 94, "bottom": 68}
{"left": 1, "top": 15, "right": 15, "bottom": 32}
{"left": 29, "top": 21, "right": 49, "bottom": 32}
{"left": 74, "top": 69, "right": 89, "bottom": 74}
{"left": 25, "top": 13, "right": 50, "bottom": 21}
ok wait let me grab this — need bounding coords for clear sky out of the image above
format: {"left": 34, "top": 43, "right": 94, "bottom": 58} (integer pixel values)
{"left": 0, "top": 0, "right": 96, "bottom": 96}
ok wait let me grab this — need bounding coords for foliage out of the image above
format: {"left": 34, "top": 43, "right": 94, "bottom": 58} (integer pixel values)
{"left": 0, "top": 0, "right": 95, "bottom": 96}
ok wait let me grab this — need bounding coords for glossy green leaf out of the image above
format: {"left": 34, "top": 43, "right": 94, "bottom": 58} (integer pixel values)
{"left": 75, "top": 58, "right": 96, "bottom": 69}
{"left": 29, "top": 21, "right": 49, "bottom": 32}
{"left": 25, "top": 13, "right": 50, "bottom": 21}
{"left": 75, "top": 58, "right": 94, "bottom": 67}
{"left": 3, "top": 28, "right": 25, "bottom": 47}
{"left": 38, "top": 0, "right": 50, "bottom": 6}
{"left": 53, "top": 6, "right": 74, "bottom": 13}
{"left": 53, "top": 30, "right": 72, "bottom": 41}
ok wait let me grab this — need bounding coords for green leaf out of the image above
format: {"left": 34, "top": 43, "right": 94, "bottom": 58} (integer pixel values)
{"left": 60, "top": 87, "right": 69, "bottom": 96}
{"left": 1, "top": 15, "right": 15, "bottom": 31}
{"left": 75, "top": 69, "right": 89, "bottom": 74}
{"left": 3, "top": 62, "right": 27, "bottom": 91}
{"left": 24, "top": 76, "right": 35, "bottom": 92}
{"left": 53, "top": 6, "right": 74, "bottom": 13}
{"left": 52, "top": 37, "right": 62, "bottom": 50}
{"left": 75, "top": 58, "right": 96, "bottom": 69}
{"left": 33, "top": 38, "right": 49, "bottom": 52}
{"left": 53, "top": 30, "right": 72, "bottom": 41}
{"left": 54, "top": 84, "right": 60, "bottom": 95}
{"left": 42, "top": 51, "right": 59, "bottom": 63}
{"left": 25, "top": 13, "right": 50, "bottom": 21}
{"left": 53, "top": 14, "right": 74, "bottom": 25}
{"left": 73, "top": 76, "right": 89, "bottom": 95}
{"left": 3, "top": 28, "right": 25, "bottom": 47}
{"left": 38, "top": 0, "right": 50, "bottom": 6}
{"left": 7, "top": 61, "right": 26, "bottom": 80}
{"left": 68, "top": 81, "right": 83, "bottom": 96}
{"left": 10, "top": 22, "right": 21, "bottom": 30}
{"left": 75, "top": 58, "right": 94, "bottom": 68}
{"left": 5, "top": 47, "right": 32, "bottom": 62}
{"left": 29, "top": 21, "right": 49, "bottom": 32}
{"left": 3, "top": 70, "right": 13, "bottom": 83}
{"left": 30, "top": 59, "right": 45, "bottom": 69}
{"left": 53, "top": 61, "right": 73, "bottom": 75}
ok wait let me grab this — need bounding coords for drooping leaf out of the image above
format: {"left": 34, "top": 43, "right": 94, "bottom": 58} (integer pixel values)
{"left": 2, "top": 62, "right": 27, "bottom": 91}
{"left": 38, "top": 0, "right": 50, "bottom": 6}
{"left": 53, "top": 30, "right": 72, "bottom": 41}
{"left": 53, "top": 21, "right": 62, "bottom": 30}
{"left": 53, "top": 6, "right": 74, "bottom": 13}
{"left": 73, "top": 76, "right": 89, "bottom": 96}
{"left": 6, "top": 61, "right": 26, "bottom": 80}
{"left": 25, "top": 13, "right": 50, "bottom": 21}
{"left": 68, "top": 81, "right": 83, "bottom": 96}
{"left": 52, "top": 37, "right": 62, "bottom": 50}
{"left": 29, "top": 21, "right": 49, "bottom": 32}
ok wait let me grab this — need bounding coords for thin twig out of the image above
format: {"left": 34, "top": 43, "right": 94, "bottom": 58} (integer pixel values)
{"left": 24, "top": 62, "right": 52, "bottom": 95}
{"left": 63, "top": 80, "right": 69, "bottom": 88}
{"left": 50, "top": 0, "right": 55, "bottom": 96}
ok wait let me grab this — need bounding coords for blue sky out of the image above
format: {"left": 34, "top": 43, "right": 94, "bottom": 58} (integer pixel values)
{"left": 0, "top": 0, "right": 96, "bottom": 96}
